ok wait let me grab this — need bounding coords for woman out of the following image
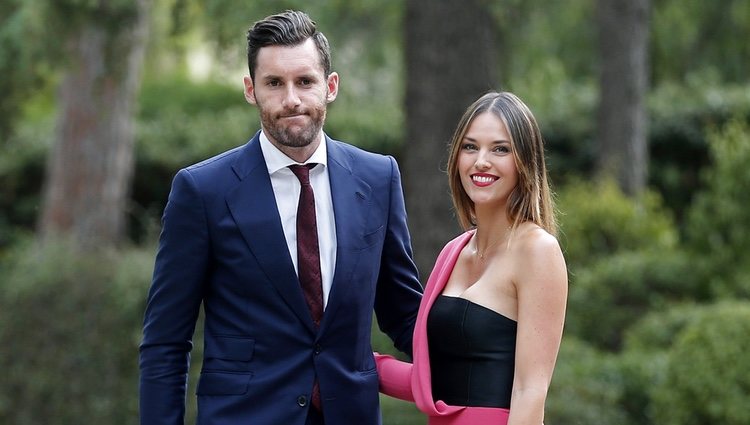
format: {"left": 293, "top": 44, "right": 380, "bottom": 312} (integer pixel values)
{"left": 376, "top": 91, "right": 567, "bottom": 425}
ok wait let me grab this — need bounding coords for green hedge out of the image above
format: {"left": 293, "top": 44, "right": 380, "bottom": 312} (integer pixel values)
{"left": 556, "top": 178, "right": 678, "bottom": 269}
{"left": 565, "top": 249, "right": 698, "bottom": 350}
{"left": 0, "top": 115, "right": 51, "bottom": 250}
{"left": 684, "top": 118, "right": 750, "bottom": 298}
{"left": 648, "top": 80, "right": 750, "bottom": 220}
{"left": 546, "top": 338, "right": 629, "bottom": 425}
{"left": 618, "top": 302, "right": 750, "bottom": 425}
{"left": 0, "top": 239, "right": 153, "bottom": 424}
{"left": 651, "top": 302, "right": 750, "bottom": 425}
{"left": 618, "top": 305, "right": 703, "bottom": 425}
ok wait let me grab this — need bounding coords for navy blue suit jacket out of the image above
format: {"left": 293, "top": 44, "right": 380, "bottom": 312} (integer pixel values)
{"left": 139, "top": 133, "right": 423, "bottom": 425}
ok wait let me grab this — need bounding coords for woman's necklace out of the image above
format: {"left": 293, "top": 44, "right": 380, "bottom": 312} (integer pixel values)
{"left": 474, "top": 227, "right": 511, "bottom": 260}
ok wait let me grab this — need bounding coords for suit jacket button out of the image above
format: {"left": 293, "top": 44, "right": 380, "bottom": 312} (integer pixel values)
{"left": 314, "top": 344, "right": 322, "bottom": 355}
{"left": 297, "top": 395, "right": 308, "bottom": 407}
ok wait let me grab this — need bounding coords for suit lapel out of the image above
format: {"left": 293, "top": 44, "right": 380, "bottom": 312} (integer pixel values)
{"left": 226, "top": 136, "right": 316, "bottom": 333}
{"left": 318, "top": 139, "right": 372, "bottom": 331}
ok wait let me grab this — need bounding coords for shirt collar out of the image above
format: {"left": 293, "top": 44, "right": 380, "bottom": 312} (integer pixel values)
{"left": 259, "top": 130, "right": 328, "bottom": 175}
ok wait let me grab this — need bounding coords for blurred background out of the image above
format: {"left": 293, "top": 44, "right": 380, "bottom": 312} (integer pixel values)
{"left": 1, "top": 0, "right": 749, "bottom": 424}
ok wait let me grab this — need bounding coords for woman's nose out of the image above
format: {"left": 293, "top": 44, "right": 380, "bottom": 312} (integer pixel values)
{"left": 475, "top": 152, "right": 491, "bottom": 170}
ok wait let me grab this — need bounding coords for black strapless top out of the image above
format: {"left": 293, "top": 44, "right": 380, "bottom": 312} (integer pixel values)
{"left": 427, "top": 295, "right": 517, "bottom": 408}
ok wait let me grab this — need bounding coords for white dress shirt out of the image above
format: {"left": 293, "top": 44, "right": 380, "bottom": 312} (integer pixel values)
{"left": 259, "top": 131, "right": 337, "bottom": 308}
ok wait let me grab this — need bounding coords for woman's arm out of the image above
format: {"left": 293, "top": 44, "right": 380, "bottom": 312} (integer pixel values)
{"left": 507, "top": 229, "right": 568, "bottom": 425}
{"left": 374, "top": 353, "right": 416, "bottom": 402}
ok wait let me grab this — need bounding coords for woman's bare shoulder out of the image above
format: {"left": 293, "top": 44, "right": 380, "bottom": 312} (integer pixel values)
{"left": 511, "top": 222, "right": 567, "bottom": 278}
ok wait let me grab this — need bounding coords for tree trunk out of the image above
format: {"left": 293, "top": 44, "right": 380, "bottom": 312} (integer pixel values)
{"left": 595, "top": 0, "right": 650, "bottom": 196}
{"left": 39, "top": 1, "right": 150, "bottom": 249}
{"left": 404, "top": 0, "right": 499, "bottom": 277}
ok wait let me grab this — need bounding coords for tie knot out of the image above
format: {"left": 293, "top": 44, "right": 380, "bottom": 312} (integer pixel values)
{"left": 289, "top": 163, "right": 317, "bottom": 185}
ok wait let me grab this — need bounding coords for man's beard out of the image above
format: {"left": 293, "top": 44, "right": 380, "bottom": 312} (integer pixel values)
{"left": 259, "top": 100, "right": 327, "bottom": 149}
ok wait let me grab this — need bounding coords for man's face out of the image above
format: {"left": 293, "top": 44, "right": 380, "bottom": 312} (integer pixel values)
{"left": 244, "top": 38, "right": 339, "bottom": 159}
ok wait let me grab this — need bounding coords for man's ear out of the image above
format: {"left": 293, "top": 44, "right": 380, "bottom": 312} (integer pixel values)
{"left": 326, "top": 72, "right": 339, "bottom": 103}
{"left": 243, "top": 76, "right": 257, "bottom": 105}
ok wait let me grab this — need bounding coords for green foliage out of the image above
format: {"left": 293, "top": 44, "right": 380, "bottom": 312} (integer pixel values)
{"left": 565, "top": 249, "right": 698, "bottom": 350}
{"left": 136, "top": 76, "right": 251, "bottom": 167}
{"left": 621, "top": 302, "right": 750, "bottom": 424}
{"left": 649, "top": 78, "right": 750, "bottom": 220}
{"left": 618, "top": 304, "right": 712, "bottom": 424}
{"left": 623, "top": 303, "right": 706, "bottom": 353}
{"left": 380, "top": 395, "right": 425, "bottom": 425}
{"left": 138, "top": 75, "right": 246, "bottom": 119}
{"left": 510, "top": 69, "right": 598, "bottom": 182}
{"left": 651, "top": 302, "right": 750, "bottom": 425}
{"left": 684, "top": 118, "right": 750, "bottom": 298}
{"left": 556, "top": 178, "right": 678, "bottom": 269}
{"left": 546, "top": 338, "right": 629, "bottom": 425}
{"left": 0, "top": 0, "right": 55, "bottom": 140}
{"left": 45, "top": 0, "right": 144, "bottom": 37}
{"left": 0, "top": 115, "right": 53, "bottom": 251}
{"left": 131, "top": 77, "right": 254, "bottom": 240}
{"left": 137, "top": 103, "right": 252, "bottom": 169}
{"left": 496, "top": 0, "right": 596, "bottom": 85}
{"left": 614, "top": 349, "right": 669, "bottom": 425}
{"left": 326, "top": 95, "right": 403, "bottom": 156}
{"left": 652, "top": 0, "right": 750, "bottom": 83}
{"left": 0, "top": 238, "right": 153, "bottom": 424}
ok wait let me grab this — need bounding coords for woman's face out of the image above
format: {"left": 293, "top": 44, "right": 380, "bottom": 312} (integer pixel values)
{"left": 457, "top": 112, "right": 519, "bottom": 209}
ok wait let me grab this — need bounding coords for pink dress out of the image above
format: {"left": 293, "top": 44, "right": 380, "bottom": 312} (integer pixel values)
{"left": 376, "top": 231, "right": 511, "bottom": 425}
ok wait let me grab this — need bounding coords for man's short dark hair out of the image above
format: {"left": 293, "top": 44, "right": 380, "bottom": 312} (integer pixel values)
{"left": 246, "top": 10, "right": 332, "bottom": 81}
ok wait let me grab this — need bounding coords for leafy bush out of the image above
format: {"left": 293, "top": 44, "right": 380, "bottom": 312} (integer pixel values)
{"left": 649, "top": 79, "right": 750, "bottom": 215}
{"left": 510, "top": 69, "right": 598, "bottom": 182}
{"left": 135, "top": 76, "right": 257, "bottom": 174}
{"left": 0, "top": 239, "right": 153, "bottom": 424}
{"left": 556, "top": 178, "right": 678, "bottom": 269}
{"left": 684, "top": 118, "right": 750, "bottom": 298}
{"left": 138, "top": 76, "right": 246, "bottom": 119}
{"left": 651, "top": 302, "right": 750, "bottom": 425}
{"left": 618, "top": 304, "right": 707, "bottom": 425}
{"left": 0, "top": 115, "right": 52, "bottom": 252}
{"left": 132, "top": 78, "right": 257, "bottom": 242}
{"left": 565, "top": 249, "right": 698, "bottom": 350}
{"left": 623, "top": 303, "right": 707, "bottom": 352}
{"left": 546, "top": 338, "right": 629, "bottom": 425}
{"left": 614, "top": 349, "right": 669, "bottom": 425}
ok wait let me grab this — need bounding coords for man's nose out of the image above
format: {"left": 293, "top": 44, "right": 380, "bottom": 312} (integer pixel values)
{"left": 282, "top": 86, "right": 302, "bottom": 108}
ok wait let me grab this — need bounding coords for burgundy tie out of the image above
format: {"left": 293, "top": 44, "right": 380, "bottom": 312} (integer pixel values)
{"left": 289, "top": 164, "right": 323, "bottom": 411}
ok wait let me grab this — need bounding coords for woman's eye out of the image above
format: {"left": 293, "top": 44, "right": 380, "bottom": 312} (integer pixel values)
{"left": 494, "top": 146, "right": 510, "bottom": 153}
{"left": 461, "top": 143, "right": 478, "bottom": 151}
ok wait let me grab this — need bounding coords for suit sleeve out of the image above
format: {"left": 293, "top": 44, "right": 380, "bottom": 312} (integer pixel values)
{"left": 139, "top": 169, "right": 209, "bottom": 425}
{"left": 373, "top": 156, "right": 423, "bottom": 358}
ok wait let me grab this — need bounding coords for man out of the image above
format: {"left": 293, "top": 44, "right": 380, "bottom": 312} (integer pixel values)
{"left": 139, "top": 10, "right": 422, "bottom": 425}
